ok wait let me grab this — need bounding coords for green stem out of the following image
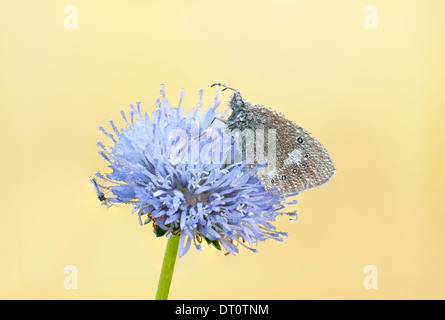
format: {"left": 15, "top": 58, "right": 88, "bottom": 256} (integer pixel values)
{"left": 155, "top": 235, "right": 180, "bottom": 300}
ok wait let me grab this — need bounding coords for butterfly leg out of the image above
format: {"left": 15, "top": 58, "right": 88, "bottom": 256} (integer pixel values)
{"left": 198, "top": 117, "right": 228, "bottom": 140}
{"left": 211, "top": 116, "right": 228, "bottom": 125}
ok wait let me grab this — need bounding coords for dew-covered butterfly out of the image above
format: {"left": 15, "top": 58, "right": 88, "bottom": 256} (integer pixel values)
{"left": 211, "top": 83, "right": 336, "bottom": 196}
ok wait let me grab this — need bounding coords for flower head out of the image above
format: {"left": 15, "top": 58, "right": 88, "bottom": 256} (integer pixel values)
{"left": 93, "top": 86, "right": 292, "bottom": 257}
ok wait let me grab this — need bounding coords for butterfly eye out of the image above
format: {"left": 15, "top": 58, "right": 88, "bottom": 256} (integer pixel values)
{"left": 292, "top": 168, "right": 298, "bottom": 173}
{"left": 281, "top": 175, "right": 286, "bottom": 180}
{"left": 297, "top": 137, "right": 304, "bottom": 144}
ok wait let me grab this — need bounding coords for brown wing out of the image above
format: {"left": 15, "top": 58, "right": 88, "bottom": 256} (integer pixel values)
{"left": 249, "top": 105, "right": 335, "bottom": 196}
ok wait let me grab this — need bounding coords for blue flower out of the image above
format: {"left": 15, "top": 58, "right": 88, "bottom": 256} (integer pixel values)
{"left": 93, "top": 86, "right": 292, "bottom": 257}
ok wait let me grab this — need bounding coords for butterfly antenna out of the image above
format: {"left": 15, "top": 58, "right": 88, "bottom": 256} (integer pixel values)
{"left": 211, "top": 83, "right": 240, "bottom": 94}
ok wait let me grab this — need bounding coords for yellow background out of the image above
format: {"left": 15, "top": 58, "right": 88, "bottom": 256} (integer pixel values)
{"left": 1, "top": 0, "right": 444, "bottom": 299}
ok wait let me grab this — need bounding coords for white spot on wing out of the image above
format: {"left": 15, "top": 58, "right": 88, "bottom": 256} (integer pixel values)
{"left": 284, "top": 149, "right": 302, "bottom": 165}
{"left": 267, "top": 169, "right": 276, "bottom": 178}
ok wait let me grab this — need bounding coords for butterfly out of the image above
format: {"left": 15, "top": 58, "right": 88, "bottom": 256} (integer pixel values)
{"left": 211, "top": 83, "right": 336, "bottom": 196}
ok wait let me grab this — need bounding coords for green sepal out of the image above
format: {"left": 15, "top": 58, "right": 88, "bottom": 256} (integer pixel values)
{"left": 155, "top": 226, "right": 167, "bottom": 237}
{"left": 211, "top": 239, "right": 221, "bottom": 251}
{"left": 204, "top": 237, "right": 221, "bottom": 250}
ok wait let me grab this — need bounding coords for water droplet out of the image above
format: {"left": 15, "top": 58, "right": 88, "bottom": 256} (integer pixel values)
{"left": 289, "top": 212, "right": 298, "bottom": 222}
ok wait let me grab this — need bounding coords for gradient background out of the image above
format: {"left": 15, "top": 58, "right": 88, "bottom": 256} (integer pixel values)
{"left": 1, "top": 0, "right": 444, "bottom": 299}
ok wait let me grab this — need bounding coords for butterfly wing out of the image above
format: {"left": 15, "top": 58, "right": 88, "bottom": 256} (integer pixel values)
{"left": 250, "top": 106, "right": 336, "bottom": 196}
